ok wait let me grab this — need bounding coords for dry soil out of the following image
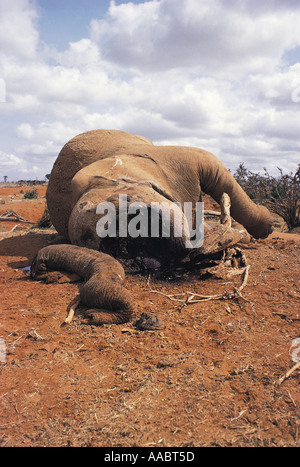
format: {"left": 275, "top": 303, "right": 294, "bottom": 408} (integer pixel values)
{"left": 0, "top": 184, "right": 299, "bottom": 447}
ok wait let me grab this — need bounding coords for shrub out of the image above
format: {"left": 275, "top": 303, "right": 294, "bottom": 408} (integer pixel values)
{"left": 234, "top": 163, "right": 300, "bottom": 231}
{"left": 24, "top": 188, "right": 38, "bottom": 199}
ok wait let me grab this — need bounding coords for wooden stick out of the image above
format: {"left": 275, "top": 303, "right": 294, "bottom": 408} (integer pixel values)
{"left": 0, "top": 224, "right": 19, "bottom": 234}
{"left": 278, "top": 361, "right": 300, "bottom": 385}
{"left": 204, "top": 210, "right": 221, "bottom": 216}
{"left": 0, "top": 210, "right": 34, "bottom": 223}
{"left": 147, "top": 265, "right": 250, "bottom": 307}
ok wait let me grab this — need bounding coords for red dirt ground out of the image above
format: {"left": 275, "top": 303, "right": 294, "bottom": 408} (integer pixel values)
{"left": 0, "top": 184, "right": 299, "bottom": 447}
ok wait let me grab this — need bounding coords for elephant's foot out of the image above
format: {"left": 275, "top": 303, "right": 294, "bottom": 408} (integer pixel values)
{"left": 63, "top": 292, "right": 132, "bottom": 326}
{"left": 135, "top": 312, "right": 165, "bottom": 330}
{"left": 77, "top": 307, "right": 130, "bottom": 325}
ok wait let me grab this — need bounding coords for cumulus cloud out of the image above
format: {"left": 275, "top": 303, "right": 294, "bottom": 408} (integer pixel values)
{"left": 46, "top": 38, "right": 101, "bottom": 67}
{"left": 0, "top": 151, "right": 24, "bottom": 170}
{"left": 0, "top": 0, "right": 300, "bottom": 180}
{"left": 90, "top": 0, "right": 300, "bottom": 75}
{"left": 0, "top": 0, "right": 39, "bottom": 60}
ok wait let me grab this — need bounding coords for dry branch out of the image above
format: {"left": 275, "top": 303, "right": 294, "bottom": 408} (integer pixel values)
{"left": 0, "top": 224, "right": 19, "bottom": 235}
{"left": 147, "top": 264, "right": 251, "bottom": 310}
{"left": 278, "top": 361, "right": 300, "bottom": 385}
{"left": 0, "top": 210, "right": 34, "bottom": 223}
{"left": 204, "top": 210, "right": 221, "bottom": 217}
{"left": 38, "top": 205, "right": 52, "bottom": 228}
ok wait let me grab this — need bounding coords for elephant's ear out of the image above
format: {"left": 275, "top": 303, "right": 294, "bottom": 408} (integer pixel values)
{"left": 70, "top": 159, "right": 119, "bottom": 205}
{"left": 68, "top": 193, "right": 102, "bottom": 250}
{"left": 46, "top": 130, "right": 153, "bottom": 238}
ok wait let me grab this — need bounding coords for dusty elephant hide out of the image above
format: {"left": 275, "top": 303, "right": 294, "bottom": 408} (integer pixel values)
{"left": 37, "top": 129, "right": 274, "bottom": 325}
{"left": 31, "top": 244, "right": 133, "bottom": 325}
{"left": 47, "top": 129, "right": 274, "bottom": 245}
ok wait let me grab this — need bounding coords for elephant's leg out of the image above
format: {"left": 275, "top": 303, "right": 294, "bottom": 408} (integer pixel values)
{"left": 31, "top": 244, "right": 133, "bottom": 325}
{"left": 78, "top": 276, "right": 133, "bottom": 325}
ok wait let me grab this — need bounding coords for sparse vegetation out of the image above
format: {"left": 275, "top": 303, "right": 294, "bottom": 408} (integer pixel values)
{"left": 38, "top": 205, "right": 52, "bottom": 228}
{"left": 23, "top": 188, "right": 38, "bottom": 199}
{"left": 234, "top": 163, "right": 300, "bottom": 231}
{"left": 0, "top": 182, "right": 299, "bottom": 447}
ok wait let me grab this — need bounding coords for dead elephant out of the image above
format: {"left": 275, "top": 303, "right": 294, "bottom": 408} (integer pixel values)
{"left": 31, "top": 130, "right": 273, "bottom": 325}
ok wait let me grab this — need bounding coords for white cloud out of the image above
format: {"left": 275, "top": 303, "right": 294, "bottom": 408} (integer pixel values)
{"left": 17, "top": 123, "right": 35, "bottom": 140}
{"left": 90, "top": 0, "right": 300, "bottom": 75}
{"left": 0, "top": 151, "right": 24, "bottom": 170}
{"left": 246, "top": 64, "right": 300, "bottom": 108}
{"left": 0, "top": 0, "right": 39, "bottom": 60}
{"left": 0, "top": 0, "right": 300, "bottom": 181}
{"left": 16, "top": 121, "right": 81, "bottom": 155}
{"left": 46, "top": 38, "right": 101, "bottom": 67}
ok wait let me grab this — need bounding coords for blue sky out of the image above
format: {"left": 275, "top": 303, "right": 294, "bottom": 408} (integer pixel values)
{"left": 0, "top": 0, "right": 300, "bottom": 181}
{"left": 37, "top": 0, "right": 111, "bottom": 49}
{"left": 38, "top": 0, "right": 152, "bottom": 52}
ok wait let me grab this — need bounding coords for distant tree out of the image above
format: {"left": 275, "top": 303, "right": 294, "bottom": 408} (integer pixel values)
{"left": 3, "top": 176, "right": 8, "bottom": 183}
{"left": 45, "top": 174, "right": 50, "bottom": 181}
{"left": 234, "top": 164, "right": 300, "bottom": 231}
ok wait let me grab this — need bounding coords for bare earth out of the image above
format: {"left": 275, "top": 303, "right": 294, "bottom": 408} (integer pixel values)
{"left": 0, "top": 184, "right": 299, "bottom": 447}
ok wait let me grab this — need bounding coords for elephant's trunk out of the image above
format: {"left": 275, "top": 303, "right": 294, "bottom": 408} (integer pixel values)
{"left": 197, "top": 152, "right": 274, "bottom": 239}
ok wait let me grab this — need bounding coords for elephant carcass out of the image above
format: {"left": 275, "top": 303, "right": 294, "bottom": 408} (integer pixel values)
{"left": 32, "top": 130, "right": 274, "bottom": 325}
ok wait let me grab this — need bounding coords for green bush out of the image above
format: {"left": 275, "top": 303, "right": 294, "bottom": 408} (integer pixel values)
{"left": 24, "top": 189, "right": 38, "bottom": 199}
